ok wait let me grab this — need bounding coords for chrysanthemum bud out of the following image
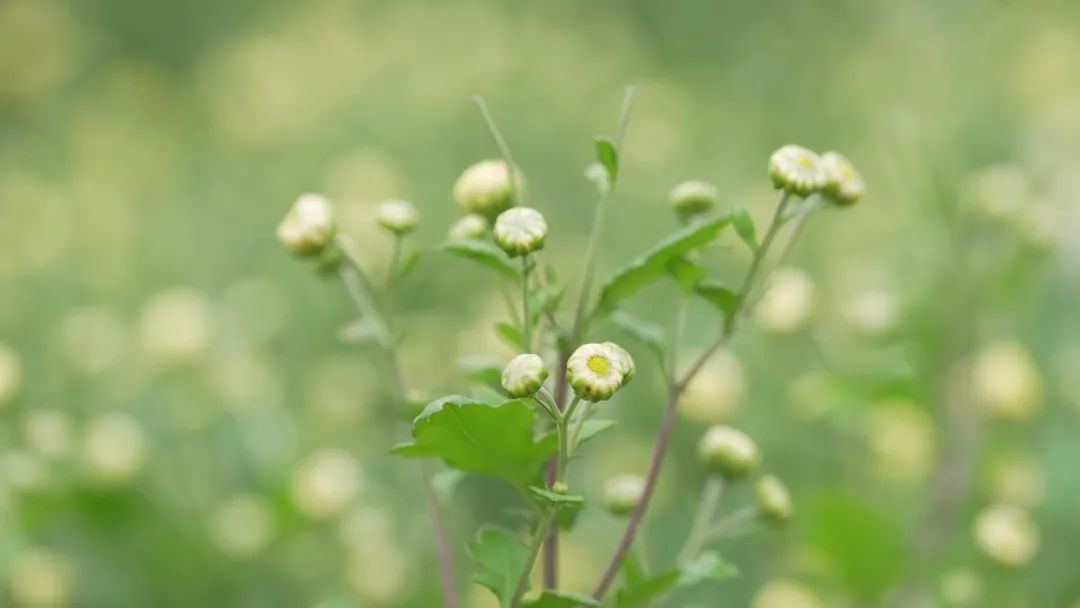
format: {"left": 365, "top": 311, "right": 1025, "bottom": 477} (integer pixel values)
{"left": 669, "top": 180, "right": 717, "bottom": 220}
{"left": 970, "top": 342, "right": 1043, "bottom": 421}
{"left": 603, "top": 342, "right": 636, "bottom": 385}
{"left": 820, "top": 151, "right": 865, "bottom": 206}
{"left": 756, "top": 475, "right": 792, "bottom": 522}
{"left": 603, "top": 474, "right": 645, "bottom": 516}
{"left": 501, "top": 353, "right": 548, "bottom": 398}
{"left": 453, "top": 160, "right": 521, "bottom": 219}
{"left": 973, "top": 504, "right": 1038, "bottom": 567}
{"left": 376, "top": 199, "right": 419, "bottom": 236}
{"left": 448, "top": 214, "right": 488, "bottom": 241}
{"left": 698, "top": 425, "right": 760, "bottom": 478}
{"left": 754, "top": 266, "right": 816, "bottom": 335}
{"left": 493, "top": 207, "right": 547, "bottom": 257}
{"left": 277, "top": 194, "right": 335, "bottom": 255}
{"left": 768, "top": 145, "right": 826, "bottom": 197}
{"left": 567, "top": 343, "right": 626, "bottom": 402}
{"left": 752, "top": 579, "right": 824, "bottom": 608}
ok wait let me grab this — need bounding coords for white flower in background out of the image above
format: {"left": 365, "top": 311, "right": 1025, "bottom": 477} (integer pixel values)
{"left": 603, "top": 342, "right": 636, "bottom": 385}
{"left": 448, "top": 213, "right": 488, "bottom": 240}
{"left": 55, "top": 306, "right": 129, "bottom": 376}
{"left": 493, "top": 207, "right": 547, "bottom": 257}
{"left": 23, "top": 409, "right": 72, "bottom": 460}
{"left": 668, "top": 180, "right": 717, "bottom": 219}
{"left": 768, "top": 144, "right": 826, "bottom": 197}
{"left": 567, "top": 343, "right": 628, "bottom": 402}
{"left": 752, "top": 579, "right": 824, "bottom": 608}
{"left": 756, "top": 475, "right": 792, "bottom": 522}
{"left": 210, "top": 494, "right": 275, "bottom": 558}
{"left": 698, "top": 425, "right": 760, "bottom": 478}
{"left": 8, "top": 549, "right": 72, "bottom": 608}
{"left": 291, "top": 449, "right": 360, "bottom": 519}
{"left": 971, "top": 341, "right": 1043, "bottom": 420}
{"left": 842, "top": 288, "right": 898, "bottom": 338}
{"left": 820, "top": 151, "right": 865, "bottom": 206}
{"left": 603, "top": 474, "right": 645, "bottom": 516}
{"left": 137, "top": 288, "right": 213, "bottom": 368}
{"left": 989, "top": 455, "right": 1045, "bottom": 508}
{"left": 453, "top": 159, "right": 520, "bottom": 219}
{"left": 277, "top": 193, "right": 336, "bottom": 255}
{"left": 940, "top": 569, "right": 982, "bottom": 605}
{"left": 755, "top": 266, "right": 816, "bottom": 334}
{"left": 680, "top": 349, "right": 746, "bottom": 423}
{"left": 501, "top": 353, "right": 548, "bottom": 398}
{"left": 865, "top": 401, "right": 936, "bottom": 482}
{"left": 0, "top": 343, "right": 22, "bottom": 406}
{"left": 973, "top": 504, "right": 1039, "bottom": 567}
{"left": 375, "top": 199, "right": 419, "bottom": 236}
{"left": 83, "top": 412, "right": 146, "bottom": 484}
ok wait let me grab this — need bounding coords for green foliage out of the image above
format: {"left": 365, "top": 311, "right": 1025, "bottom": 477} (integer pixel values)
{"left": 593, "top": 215, "right": 732, "bottom": 314}
{"left": 595, "top": 137, "right": 620, "bottom": 186}
{"left": 337, "top": 317, "right": 380, "bottom": 344}
{"left": 609, "top": 311, "right": 667, "bottom": 364}
{"left": 394, "top": 397, "right": 556, "bottom": 487}
{"left": 615, "top": 552, "right": 739, "bottom": 607}
{"left": 693, "top": 279, "right": 742, "bottom": 323}
{"left": 528, "top": 486, "right": 585, "bottom": 506}
{"left": 731, "top": 206, "right": 758, "bottom": 251}
{"left": 808, "top": 491, "right": 903, "bottom": 597}
{"left": 469, "top": 526, "right": 530, "bottom": 608}
{"left": 443, "top": 239, "right": 521, "bottom": 280}
{"left": 523, "top": 590, "right": 601, "bottom": 607}
{"left": 572, "top": 419, "right": 618, "bottom": 451}
{"left": 496, "top": 322, "right": 527, "bottom": 351}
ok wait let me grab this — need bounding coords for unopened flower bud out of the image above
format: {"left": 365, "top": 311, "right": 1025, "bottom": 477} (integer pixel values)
{"left": 756, "top": 475, "right": 792, "bottom": 522}
{"left": 698, "top": 425, "right": 760, "bottom": 478}
{"left": 754, "top": 266, "right": 815, "bottom": 335}
{"left": 820, "top": 151, "right": 865, "bottom": 206}
{"left": 973, "top": 504, "right": 1038, "bottom": 567}
{"left": 567, "top": 343, "right": 627, "bottom": 402}
{"left": 669, "top": 180, "right": 717, "bottom": 219}
{"left": 603, "top": 342, "right": 636, "bottom": 385}
{"left": 277, "top": 194, "right": 335, "bottom": 255}
{"left": 603, "top": 474, "right": 645, "bottom": 516}
{"left": 448, "top": 214, "right": 488, "bottom": 241}
{"left": 501, "top": 353, "right": 548, "bottom": 398}
{"left": 453, "top": 160, "right": 521, "bottom": 219}
{"left": 971, "top": 342, "right": 1043, "bottom": 421}
{"left": 376, "top": 199, "right": 419, "bottom": 236}
{"left": 752, "top": 579, "right": 824, "bottom": 608}
{"left": 550, "top": 481, "right": 568, "bottom": 495}
{"left": 493, "top": 207, "right": 547, "bottom": 257}
{"left": 768, "top": 145, "right": 826, "bottom": 197}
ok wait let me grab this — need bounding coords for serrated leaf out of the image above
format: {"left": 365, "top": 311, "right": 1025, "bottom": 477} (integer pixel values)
{"left": 610, "top": 311, "right": 666, "bottom": 363}
{"left": 585, "top": 162, "right": 611, "bottom": 195}
{"left": 595, "top": 137, "right": 619, "bottom": 185}
{"left": 458, "top": 358, "right": 504, "bottom": 390}
{"left": 665, "top": 255, "right": 703, "bottom": 292}
{"left": 496, "top": 322, "right": 526, "bottom": 351}
{"left": 731, "top": 206, "right": 757, "bottom": 250}
{"left": 528, "top": 486, "right": 585, "bottom": 506}
{"left": 393, "top": 396, "right": 557, "bottom": 487}
{"left": 615, "top": 551, "right": 738, "bottom": 608}
{"left": 469, "top": 526, "right": 529, "bottom": 608}
{"left": 594, "top": 215, "right": 732, "bottom": 314}
{"left": 523, "top": 590, "right": 600, "bottom": 607}
{"left": 693, "top": 280, "right": 742, "bottom": 322}
{"left": 338, "top": 318, "right": 381, "bottom": 344}
{"left": 443, "top": 239, "right": 520, "bottom": 280}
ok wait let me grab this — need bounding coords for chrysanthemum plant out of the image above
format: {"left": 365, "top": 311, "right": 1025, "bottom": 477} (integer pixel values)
{"left": 278, "top": 89, "right": 865, "bottom": 608}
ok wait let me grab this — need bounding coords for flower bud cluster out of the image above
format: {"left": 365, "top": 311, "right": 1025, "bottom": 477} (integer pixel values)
{"left": 768, "top": 144, "right": 864, "bottom": 205}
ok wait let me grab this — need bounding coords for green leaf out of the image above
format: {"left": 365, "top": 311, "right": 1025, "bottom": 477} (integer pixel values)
{"left": 677, "top": 551, "right": 739, "bottom": 585}
{"left": 523, "top": 590, "right": 600, "bottom": 607}
{"left": 594, "top": 215, "right": 732, "bottom": 314}
{"left": 443, "top": 239, "right": 520, "bottom": 280}
{"left": 496, "top": 322, "right": 526, "bottom": 351}
{"left": 574, "top": 419, "right": 617, "bottom": 450}
{"left": 610, "top": 311, "right": 666, "bottom": 363}
{"left": 615, "top": 552, "right": 738, "bottom": 608}
{"left": 469, "top": 526, "right": 529, "bottom": 608}
{"left": 665, "top": 255, "right": 703, "bottom": 292}
{"left": 458, "top": 358, "right": 504, "bottom": 391}
{"left": 529, "top": 284, "right": 565, "bottom": 327}
{"left": 693, "top": 280, "right": 741, "bottom": 322}
{"left": 337, "top": 318, "right": 380, "bottom": 344}
{"left": 393, "top": 397, "right": 557, "bottom": 487}
{"left": 731, "top": 206, "right": 757, "bottom": 250}
{"left": 398, "top": 248, "right": 424, "bottom": 277}
{"left": 528, "top": 486, "right": 585, "bottom": 506}
{"left": 595, "top": 137, "right": 619, "bottom": 185}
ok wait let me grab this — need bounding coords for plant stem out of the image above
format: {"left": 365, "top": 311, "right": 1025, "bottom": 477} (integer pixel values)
{"left": 676, "top": 476, "right": 724, "bottom": 564}
{"left": 472, "top": 96, "right": 524, "bottom": 205}
{"left": 567, "top": 400, "right": 593, "bottom": 454}
{"left": 512, "top": 508, "right": 557, "bottom": 606}
{"left": 703, "top": 505, "right": 760, "bottom": 543}
{"left": 521, "top": 255, "right": 532, "bottom": 351}
{"left": 423, "top": 461, "right": 462, "bottom": 608}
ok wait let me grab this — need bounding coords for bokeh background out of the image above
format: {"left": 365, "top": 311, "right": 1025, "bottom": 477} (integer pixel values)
{"left": 2, "top": 0, "right": 1080, "bottom": 606}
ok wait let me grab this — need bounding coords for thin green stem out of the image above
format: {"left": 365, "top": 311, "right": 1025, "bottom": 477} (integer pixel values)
{"left": 703, "top": 506, "right": 760, "bottom": 543}
{"left": 472, "top": 96, "right": 524, "bottom": 205}
{"left": 512, "top": 508, "right": 557, "bottom": 606}
{"left": 521, "top": 255, "right": 533, "bottom": 352}
{"left": 677, "top": 477, "right": 724, "bottom": 564}
{"left": 388, "top": 235, "right": 403, "bottom": 283}
{"left": 567, "top": 400, "right": 593, "bottom": 455}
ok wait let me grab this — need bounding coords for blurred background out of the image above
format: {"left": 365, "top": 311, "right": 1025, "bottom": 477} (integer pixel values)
{"left": 2, "top": 0, "right": 1080, "bottom": 606}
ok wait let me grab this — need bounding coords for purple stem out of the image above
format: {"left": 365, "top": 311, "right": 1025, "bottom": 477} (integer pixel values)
{"left": 422, "top": 463, "right": 460, "bottom": 608}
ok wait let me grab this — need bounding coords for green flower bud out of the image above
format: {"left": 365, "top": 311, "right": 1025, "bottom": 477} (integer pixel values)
{"left": 501, "top": 353, "right": 548, "bottom": 398}
{"left": 668, "top": 180, "right": 717, "bottom": 219}
{"left": 698, "top": 425, "right": 760, "bottom": 478}
{"left": 756, "top": 475, "right": 792, "bottom": 523}
{"left": 603, "top": 474, "right": 644, "bottom": 517}
{"left": 448, "top": 213, "right": 488, "bottom": 241}
{"left": 768, "top": 145, "right": 826, "bottom": 197}
{"left": 567, "top": 343, "right": 626, "bottom": 402}
{"left": 453, "top": 160, "right": 521, "bottom": 219}
{"left": 820, "top": 151, "right": 865, "bottom": 206}
{"left": 493, "top": 207, "right": 547, "bottom": 257}
{"left": 277, "top": 194, "right": 335, "bottom": 256}
{"left": 376, "top": 199, "right": 419, "bottom": 236}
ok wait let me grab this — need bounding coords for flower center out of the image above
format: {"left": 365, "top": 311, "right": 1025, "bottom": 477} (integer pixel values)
{"left": 587, "top": 355, "right": 611, "bottom": 376}
{"left": 798, "top": 156, "right": 815, "bottom": 169}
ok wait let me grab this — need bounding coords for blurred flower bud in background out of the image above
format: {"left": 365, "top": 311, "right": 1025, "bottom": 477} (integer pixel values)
{"left": 376, "top": 199, "right": 419, "bottom": 236}
{"left": 291, "top": 449, "right": 360, "bottom": 519}
{"left": 137, "top": 289, "right": 214, "bottom": 369}
{"left": 680, "top": 349, "right": 746, "bottom": 423}
{"left": 23, "top": 409, "right": 73, "bottom": 461}
{"left": 973, "top": 504, "right": 1039, "bottom": 567}
{"left": 7, "top": 548, "right": 72, "bottom": 608}
{"left": 865, "top": 401, "right": 936, "bottom": 482}
{"left": 970, "top": 341, "right": 1043, "bottom": 420}
{"left": 603, "top": 474, "right": 645, "bottom": 516}
{"left": 755, "top": 267, "right": 816, "bottom": 335}
{"left": 210, "top": 494, "right": 275, "bottom": 558}
{"left": 453, "top": 160, "right": 520, "bottom": 219}
{"left": 752, "top": 578, "right": 824, "bottom": 608}
{"left": 756, "top": 475, "right": 793, "bottom": 522}
{"left": 841, "top": 288, "right": 899, "bottom": 339}
{"left": 448, "top": 213, "right": 488, "bottom": 241}
{"left": 277, "top": 194, "right": 336, "bottom": 256}
{"left": 668, "top": 179, "right": 717, "bottom": 221}
{"left": 83, "top": 412, "right": 146, "bottom": 484}
{"left": 698, "top": 426, "right": 760, "bottom": 479}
